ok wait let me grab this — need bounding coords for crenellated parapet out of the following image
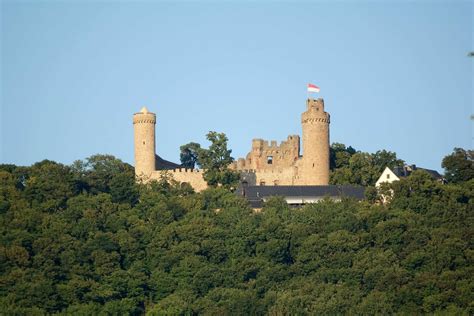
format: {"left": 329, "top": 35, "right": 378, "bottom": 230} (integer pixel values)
{"left": 149, "top": 168, "right": 208, "bottom": 191}
{"left": 168, "top": 168, "right": 202, "bottom": 173}
{"left": 301, "top": 98, "right": 330, "bottom": 122}
{"left": 133, "top": 107, "right": 156, "bottom": 124}
{"left": 238, "top": 135, "right": 300, "bottom": 170}
{"left": 251, "top": 135, "right": 299, "bottom": 151}
{"left": 134, "top": 96, "right": 330, "bottom": 191}
{"left": 233, "top": 97, "right": 330, "bottom": 187}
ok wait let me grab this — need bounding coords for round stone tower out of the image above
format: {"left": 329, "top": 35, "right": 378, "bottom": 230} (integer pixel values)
{"left": 301, "top": 98, "right": 330, "bottom": 185}
{"left": 133, "top": 107, "right": 156, "bottom": 177}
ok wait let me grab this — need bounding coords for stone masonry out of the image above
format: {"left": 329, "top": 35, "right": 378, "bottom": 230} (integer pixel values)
{"left": 133, "top": 98, "right": 330, "bottom": 191}
{"left": 232, "top": 98, "right": 330, "bottom": 186}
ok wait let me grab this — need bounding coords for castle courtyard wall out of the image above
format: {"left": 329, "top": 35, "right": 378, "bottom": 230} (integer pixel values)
{"left": 148, "top": 169, "right": 208, "bottom": 192}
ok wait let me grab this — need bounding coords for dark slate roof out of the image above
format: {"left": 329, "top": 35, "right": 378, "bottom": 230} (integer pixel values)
{"left": 236, "top": 185, "right": 366, "bottom": 208}
{"left": 392, "top": 165, "right": 443, "bottom": 180}
{"left": 418, "top": 168, "right": 443, "bottom": 179}
{"left": 392, "top": 166, "right": 409, "bottom": 177}
{"left": 155, "top": 154, "right": 182, "bottom": 170}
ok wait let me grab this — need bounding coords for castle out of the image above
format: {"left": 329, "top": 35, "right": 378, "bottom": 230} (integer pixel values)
{"left": 133, "top": 98, "right": 330, "bottom": 191}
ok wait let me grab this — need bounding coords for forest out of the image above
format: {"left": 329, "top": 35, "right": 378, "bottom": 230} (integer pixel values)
{"left": 0, "top": 146, "right": 472, "bottom": 315}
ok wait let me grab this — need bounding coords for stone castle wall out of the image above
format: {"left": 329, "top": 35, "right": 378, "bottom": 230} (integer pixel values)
{"left": 240, "top": 165, "right": 299, "bottom": 186}
{"left": 148, "top": 168, "right": 208, "bottom": 192}
{"left": 134, "top": 98, "right": 330, "bottom": 191}
{"left": 234, "top": 135, "right": 300, "bottom": 171}
{"left": 233, "top": 98, "right": 330, "bottom": 186}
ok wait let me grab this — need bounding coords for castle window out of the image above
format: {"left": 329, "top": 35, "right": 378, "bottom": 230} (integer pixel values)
{"left": 143, "top": 141, "right": 145, "bottom": 145}
{"left": 260, "top": 181, "right": 265, "bottom": 186}
{"left": 274, "top": 180, "right": 279, "bottom": 186}
{"left": 267, "top": 156, "right": 273, "bottom": 164}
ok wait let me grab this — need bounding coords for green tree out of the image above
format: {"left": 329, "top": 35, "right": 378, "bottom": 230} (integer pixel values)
{"left": 330, "top": 152, "right": 379, "bottom": 186}
{"left": 330, "top": 142, "right": 356, "bottom": 170}
{"left": 198, "top": 131, "right": 240, "bottom": 189}
{"left": 441, "top": 148, "right": 474, "bottom": 183}
{"left": 109, "top": 172, "right": 139, "bottom": 205}
{"left": 372, "top": 149, "right": 404, "bottom": 173}
{"left": 179, "top": 142, "right": 202, "bottom": 169}
{"left": 1, "top": 151, "right": 473, "bottom": 315}
{"left": 23, "top": 160, "right": 76, "bottom": 211}
{"left": 71, "top": 154, "right": 134, "bottom": 195}
{"left": 330, "top": 149, "right": 404, "bottom": 186}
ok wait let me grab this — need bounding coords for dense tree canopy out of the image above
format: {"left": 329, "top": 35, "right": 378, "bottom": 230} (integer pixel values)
{"left": 330, "top": 144, "right": 404, "bottom": 186}
{"left": 442, "top": 148, "right": 474, "bottom": 183}
{"left": 0, "top": 149, "right": 472, "bottom": 315}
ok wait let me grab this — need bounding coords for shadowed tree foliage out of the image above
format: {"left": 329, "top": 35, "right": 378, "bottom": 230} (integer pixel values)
{"left": 180, "top": 142, "right": 202, "bottom": 169}
{"left": 330, "top": 142, "right": 357, "bottom": 170}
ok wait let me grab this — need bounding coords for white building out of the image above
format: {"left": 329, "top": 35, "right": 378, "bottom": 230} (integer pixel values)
{"left": 375, "top": 165, "right": 444, "bottom": 187}
{"left": 375, "top": 167, "right": 401, "bottom": 187}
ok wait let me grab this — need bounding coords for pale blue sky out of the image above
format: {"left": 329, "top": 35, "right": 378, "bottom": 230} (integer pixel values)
{"left": 1, "top": 0, "right": 473, "bottom": 172}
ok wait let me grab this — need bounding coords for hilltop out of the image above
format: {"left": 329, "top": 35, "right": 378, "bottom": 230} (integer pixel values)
{"left": 0, "top": 148, "right": 472, "bottom": 315}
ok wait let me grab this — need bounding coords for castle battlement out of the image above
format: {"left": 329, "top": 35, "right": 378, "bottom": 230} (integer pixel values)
{"left": 168, "top": 168, "right": 202, "bottom": 173}
{"left": 149, "top": 168, "right": 207, "bottom": 191}
{"left": 306, "top": 97, "right": 325, "bottom": 111}
{"left": 134, "top": 97, "right": 330, "bottom": 191}
{"left": 252, "top": 135, "right": 299, "bottom": 150}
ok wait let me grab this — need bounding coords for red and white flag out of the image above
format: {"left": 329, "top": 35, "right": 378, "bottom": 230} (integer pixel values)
{"left": 307, "top": 83, "right": 320, "bottom": 93}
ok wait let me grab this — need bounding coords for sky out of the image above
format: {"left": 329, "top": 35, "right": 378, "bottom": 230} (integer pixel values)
{"left": 1, "top": 0, "right": 473, "bottom": 172}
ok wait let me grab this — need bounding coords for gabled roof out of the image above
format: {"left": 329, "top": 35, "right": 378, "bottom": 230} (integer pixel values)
{"left": 392, "top": 166, "right": 409, "bottom": 177}
{"left": 416, "top": 168, "right": 443, "bottom": 179}
{"left": 392, "top": 165, "right": 443, "bottom": 179}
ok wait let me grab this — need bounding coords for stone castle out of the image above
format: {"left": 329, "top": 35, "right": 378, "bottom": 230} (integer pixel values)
{"left": 133, "top": 98, "right": 330, "bottom": 191}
